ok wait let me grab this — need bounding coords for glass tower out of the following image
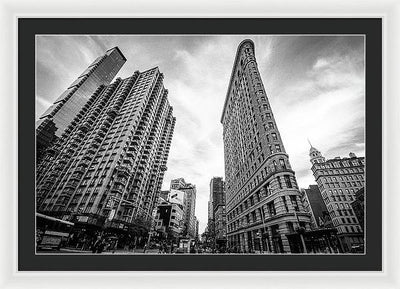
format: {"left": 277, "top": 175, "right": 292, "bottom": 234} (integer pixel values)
{"left": 36, "top": 47, "right": 126, "bottom": 161}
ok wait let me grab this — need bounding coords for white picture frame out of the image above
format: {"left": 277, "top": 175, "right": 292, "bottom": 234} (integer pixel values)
{"left": 1, "top": 0, "right": 399, "bottom": 288}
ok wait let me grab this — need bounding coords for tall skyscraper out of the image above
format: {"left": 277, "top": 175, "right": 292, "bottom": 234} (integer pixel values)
{"left": 36, "top": 47, "right": 126, "bottom": 161}
{"left": 195, "top": 217, "right": 199, "bottom": 241}
{"left": 209, "top": 177, "right": 227, "bottom": 249}
{"left": 36, "top": 66, "right": 176, "bottom": 246}
{"left": 300, "top": 185, "right": 333, "bottom": 229}
{"left": 309, "top": 145, "right": 365, "bottom": 252}
{"left": 170, "top": 178, "right": 197, "bottom": 238}
{"left": 221, "top": 39, "right": 312, "bottom": 253}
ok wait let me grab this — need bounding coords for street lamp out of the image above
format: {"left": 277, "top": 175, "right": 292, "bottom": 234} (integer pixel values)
{"left": 294, "top": 211, "right": 307, "bottom": 253}
{"left": 255, "top": 231, "right": 263, "bottom": 254}
{"left": 260, "top": 207, "right": 271, "bottom": 253}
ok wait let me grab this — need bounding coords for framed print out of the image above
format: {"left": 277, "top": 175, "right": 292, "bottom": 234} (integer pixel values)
{"left": 0, "top": 0, "right": 399, "bottom": 284}
{"left": 16, "top": 17, "right": 383, "bottom": 272}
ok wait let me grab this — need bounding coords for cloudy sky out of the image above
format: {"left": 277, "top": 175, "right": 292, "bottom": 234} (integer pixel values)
{"left": 36, "top": 35, "right": 365, "bottom": 233}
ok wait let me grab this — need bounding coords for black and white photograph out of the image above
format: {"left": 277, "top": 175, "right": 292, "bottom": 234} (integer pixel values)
{"left": 35, "top": 34, "right": 366, "bottom": 256}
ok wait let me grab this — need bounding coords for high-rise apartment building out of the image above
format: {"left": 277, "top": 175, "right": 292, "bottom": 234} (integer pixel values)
{"left": 36, "top": 47, "right": 126, "bottom": 161}
{"left": 221, "top": 40, "right": 312, "bottom": 253}
{"left": 36, "top": 66, "right": 176, "bottom": 246}
{"left": 170, "top": 178, "right": 197, "bottom": 238}
{"left": 309, "top": 145, "right": 365, "bottom": 252}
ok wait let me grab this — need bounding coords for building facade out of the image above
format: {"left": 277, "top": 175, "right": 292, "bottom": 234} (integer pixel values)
{"left": 36, "top": 66, "right": 176, "bottom": 248}
{"left": 351, "top": 188, "right": 365, "bottom": 234}
{"left": 159, "top": 190, "right": 170, "bottom": 203}
{"left": 170, "top": 178, "right": 186, "bottom": 190}
{"left": 154, "top": 200, "right": 184, "bottom": 238}
{"left": 36, "top": 47, "right": 126, "bottom": 161}
{"left": 309, "top": 146, "right": 365, "bottom": 252}
{"left": 170, "top": 178, "right": 197, "bottom": 238}
{"left": 221, "top": 39, "right": 312, "bottom": 253}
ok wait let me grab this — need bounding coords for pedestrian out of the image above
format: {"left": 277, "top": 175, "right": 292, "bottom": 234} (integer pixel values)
{"left": 91, "top": 237, "right": 101, "bottom": 253}
{"left": 143, "top": 244, "right": 147, "bottom": 253}
{"left": 96, "top": 239, "right": 106, "bottom": 253}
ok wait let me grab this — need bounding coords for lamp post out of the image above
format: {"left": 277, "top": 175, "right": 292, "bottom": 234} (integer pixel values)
{"left": 294, "top": 211, "right": 307, "bottom": 253}
{"left": 260, "top": 206, "right": 270, "bottom": 253}
{"left": 255, "top": 231, "right": 263, "bottom": 254}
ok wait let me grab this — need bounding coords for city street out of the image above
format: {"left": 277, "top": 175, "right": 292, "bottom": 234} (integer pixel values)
{"left": 42, "top": 248, "right": 164, "bottom": 254}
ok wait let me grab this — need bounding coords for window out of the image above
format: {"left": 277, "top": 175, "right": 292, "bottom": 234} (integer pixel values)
{"left": 275, "top": 144, "right": 281, "bottom": 152}
{"left": 277, "top": 176, "right": 283, "bottom": 189}
{"left": 284, "top": 175, "right": 292, "bottom": 188}
{"left": 279, "top": 159, "right": 286, "bottom": 169}
{"left": 282, "top": 196, "right": 289, "bottom": 212}
{"left": 272, "top": 133, "right": 278, "bottom": 140}
{"left": 290, "top": 195, "right": 299, "bottom": 211}
{"left": 268, "top": 122, "right": 274, "bottom": 129}
{"left": 264, "top": 182, "right": 272, "bottom": 196}
{"left": 252, "top": 211, "right": 257, "bottom": 222}
{"left": 267, "top": 201, "right": 276, "bottom": 216}
{"left": 287, "top": 222, "right": 295, "bottom": 233}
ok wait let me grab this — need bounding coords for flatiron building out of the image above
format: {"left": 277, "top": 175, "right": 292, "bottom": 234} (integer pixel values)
{"left": 221, "top": 40, "right": 312, "bottom": 253}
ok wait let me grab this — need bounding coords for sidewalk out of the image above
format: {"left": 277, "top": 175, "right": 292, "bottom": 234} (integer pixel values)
{"left": 59, "top": 247, "right": 160, "bottom": 254}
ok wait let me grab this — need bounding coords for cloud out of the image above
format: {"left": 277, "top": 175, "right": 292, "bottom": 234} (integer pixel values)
{"left": 35, "top": 95, "right": 53, "bottom": 120}
{"left": 313, "top": 58, "right": 330, "bottom": 69}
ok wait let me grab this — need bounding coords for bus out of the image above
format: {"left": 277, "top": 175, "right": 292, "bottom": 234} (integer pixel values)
{"left": 36, "top": 213, "right": 74, "bottom": 250}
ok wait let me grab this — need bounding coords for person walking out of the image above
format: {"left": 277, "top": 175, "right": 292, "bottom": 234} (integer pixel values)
{"left": 91, "top": 237, "right": 101, "bottom": 253}
{"left": 96, "top": 239, "right": 106, "bottom": 253}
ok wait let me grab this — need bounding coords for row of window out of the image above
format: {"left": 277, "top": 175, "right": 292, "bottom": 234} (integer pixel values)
{"left": 228, "top": 195, "right": 300, "bottom": 232}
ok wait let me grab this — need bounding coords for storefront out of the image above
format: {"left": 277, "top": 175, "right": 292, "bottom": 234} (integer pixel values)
{"left": 286, "top": 227, "right": 340, "bottom": 253}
